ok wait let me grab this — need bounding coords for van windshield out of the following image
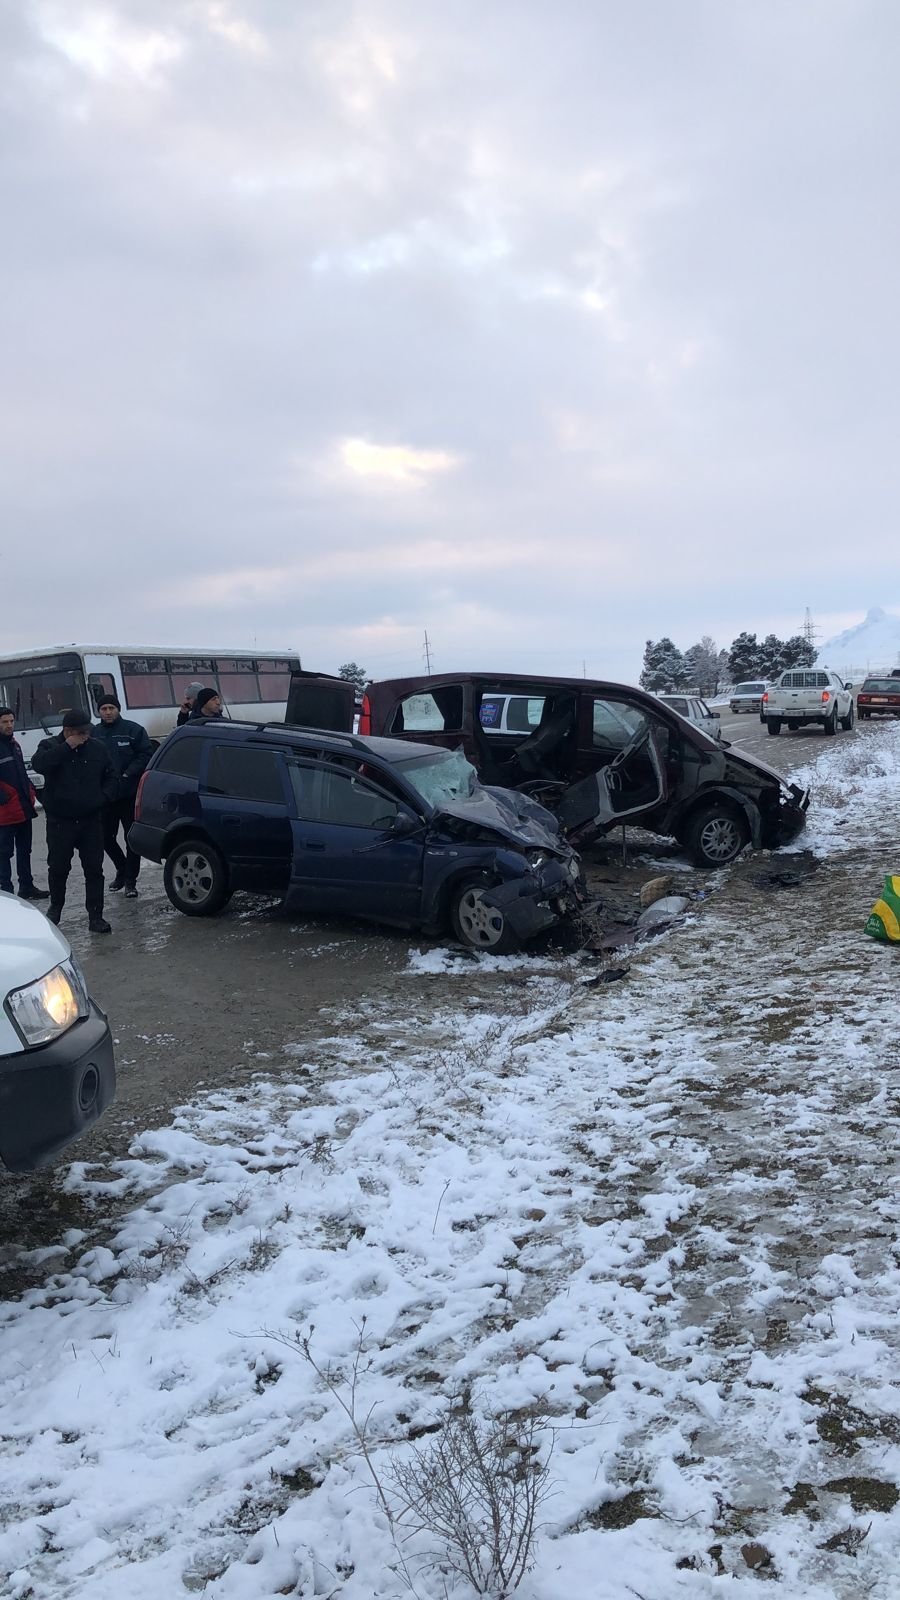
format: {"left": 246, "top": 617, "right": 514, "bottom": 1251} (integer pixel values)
{"left": 393, "top": 748, "right": 477, "bottom": 807}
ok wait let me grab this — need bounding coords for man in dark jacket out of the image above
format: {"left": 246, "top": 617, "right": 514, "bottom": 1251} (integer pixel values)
{"left": 93, "top": 692, "right": 152, "bottom": 897}
{"left": 176, "top": 681, "right": 206, "bottom": 727}
{"left": 189, "top": 688, "right": 224, "bottom": 721}
{"left": 0, "top": 707, "right": 48, "bottom": 900}
{"left": 31, "top": 709, "right": 118, "bottom": 933}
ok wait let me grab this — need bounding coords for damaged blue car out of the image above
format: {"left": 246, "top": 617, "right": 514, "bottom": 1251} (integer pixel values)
{"left": 129, "top": 723, "right": 583, "bottom": 952}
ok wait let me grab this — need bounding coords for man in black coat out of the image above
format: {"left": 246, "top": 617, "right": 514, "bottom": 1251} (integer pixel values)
{"left": 93, "top": 692, "right": 152, "bottom": 896}
{"left": 31, "top": 709, "right": 118, "bottom": 933}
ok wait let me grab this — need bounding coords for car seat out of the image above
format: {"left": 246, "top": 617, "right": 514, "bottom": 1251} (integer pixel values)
{"left": 513, "top": 695, "right": 578, "bottom": 779}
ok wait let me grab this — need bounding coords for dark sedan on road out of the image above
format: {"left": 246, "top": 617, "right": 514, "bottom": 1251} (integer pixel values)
{"left": 857, "top": 678, "right": 900, "bottom": 718}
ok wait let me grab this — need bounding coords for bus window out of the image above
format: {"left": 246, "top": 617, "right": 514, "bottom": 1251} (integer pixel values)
{"left": 0, "top": 659, "right": 88, "bottom": 729}
{"left": 88, "top": 673, "right": 116, "bottom": 710}
{"left": 257, "top": 660, "right": 292, "bottom": 700}
{"left": 216, "top": 660, "right": 261, "bottom": 705}
{"left": 120, "top": 656, "right": 175, "bottom": 709}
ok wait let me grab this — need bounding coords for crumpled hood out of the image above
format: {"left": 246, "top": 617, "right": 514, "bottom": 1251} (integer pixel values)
{"left": 433, "top": 783, "right": 569, "bottom": 852}
{"left": 725, "top": 746, "right": 802, "bottom": 791}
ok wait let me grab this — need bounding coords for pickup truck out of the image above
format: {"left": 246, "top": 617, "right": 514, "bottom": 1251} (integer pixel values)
{"left": 761, "top": 667, "right": 855, "bottom": 736}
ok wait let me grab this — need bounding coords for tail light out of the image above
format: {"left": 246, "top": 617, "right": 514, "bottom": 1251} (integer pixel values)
{"left": 821, "top": 690, "right": 831, "bottom": 702}
{"left": 358, "top": 694, "right": 371, "bottom": 736}
{"left": 134, "top": 770, "right": 149, "bottom": 821}
{"left": 762, "top": 691, "right": 768, "bottom": 705}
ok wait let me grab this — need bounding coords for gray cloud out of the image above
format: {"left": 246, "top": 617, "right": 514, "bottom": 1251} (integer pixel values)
{"left": 2, "top": 0, "right": 898, "bottom": 679}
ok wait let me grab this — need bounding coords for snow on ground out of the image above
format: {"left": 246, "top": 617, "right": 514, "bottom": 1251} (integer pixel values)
{"left": 2, "top": 731, "right": 900, "bottom": 1598}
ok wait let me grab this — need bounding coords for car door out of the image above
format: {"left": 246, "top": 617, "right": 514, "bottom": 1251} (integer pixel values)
{"left": 558, "top": 697, "right": 670, "bottom": 837}
{"left": 285, "top": 758, "right": 426, "bottom": 923}
{"left": 201, "top": 743, "right": 293, "bottom": 888}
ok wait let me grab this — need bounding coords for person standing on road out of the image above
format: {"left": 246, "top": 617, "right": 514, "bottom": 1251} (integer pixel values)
{"left": 176, "top": 681, "right": 206, "bottom": 727}
{"left": 93, "top": 692, "right": 152, "bottom": 898}
{"left": 0, "top": 707, "right": 49, "bottom": 901}
{"left": 188, "top": 688, "right": 224, "bottom": 722}
{"left": 31, "top": 709, "right": 118, "bottom": 933}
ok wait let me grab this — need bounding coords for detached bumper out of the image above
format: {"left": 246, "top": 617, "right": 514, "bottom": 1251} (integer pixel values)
{"left": 482, "top": 860, "right": 579, "bottom": 942}
{"left": 769, "top": 784, "right": 809, "bottom": 846}
{"left": 0, "top": 1005, "right": 116, "bottom": 1172}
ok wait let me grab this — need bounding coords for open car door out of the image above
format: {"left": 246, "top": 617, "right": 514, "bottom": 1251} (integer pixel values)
{"left": 557, "top": 724, "right": 669, "bottom": 842}
{"left": 286, "top": 671, "right": 355, "bottom": 732}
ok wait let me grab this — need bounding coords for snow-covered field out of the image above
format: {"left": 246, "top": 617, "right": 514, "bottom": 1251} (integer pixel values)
{"left": 2, "top": 729, "right": 900, "bottom": 1599}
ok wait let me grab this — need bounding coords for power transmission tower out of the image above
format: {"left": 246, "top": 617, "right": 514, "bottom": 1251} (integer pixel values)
{"left": 802, "top": 607, "right": 819, "bottom": 650}
{"left": 423, "top": 630, "right": 433, "bottom": 674}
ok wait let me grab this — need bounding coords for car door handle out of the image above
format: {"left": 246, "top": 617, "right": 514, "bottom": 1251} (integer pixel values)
{"left": 222, "top": 815, "right": 242, "bottom": 828}
{"left": 304, "top": 841, "right": 326, "bottom": 850}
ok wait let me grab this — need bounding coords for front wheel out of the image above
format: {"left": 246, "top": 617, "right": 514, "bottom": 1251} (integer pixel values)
{"left": 164, "top": 838, "right": 231, "bottom": 916}
{"left": 683, "top": 803, "right": 750, "bottom": 867}
{"left": 767, "top": 718, "right": 782, "bottom": 736}
{"left": 840, "top": 702, "right": 855, "bottom": 731}
{"left": 449, "top": 878, "right": 519, "bottom": 954}
{"left": 822, "top": 707, "right": 838, "bottom": 736}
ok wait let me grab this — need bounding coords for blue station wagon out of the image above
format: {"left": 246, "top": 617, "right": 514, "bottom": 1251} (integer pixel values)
{"left": 128, "top": 722, "right": 583, "bottom": 952}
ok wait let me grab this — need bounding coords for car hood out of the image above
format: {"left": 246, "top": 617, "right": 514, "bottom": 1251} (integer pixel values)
{"left": 723, "top": 745, "right": 800, "bottom": 792}
{"left": 433, "top": 784, "right": 569, "bottom": 852}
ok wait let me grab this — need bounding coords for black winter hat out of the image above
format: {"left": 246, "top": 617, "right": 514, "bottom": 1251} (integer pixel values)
{"left": 62, "top": 708, "right": 91, "bottom": 730}
{"left": 97, "top": 692, "right": 121, "bottom": 710}
{"left": 195, "top": 687, "right": 219, "bottom": 711}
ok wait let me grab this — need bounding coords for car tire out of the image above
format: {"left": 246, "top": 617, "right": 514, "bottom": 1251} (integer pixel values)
{"left": 683, "top": 803, "right": 750, "bottom": 868}
{"left": 840, "top": 702, "right": 855, "bottom": 731}
{"left": 823, "top": 707, "right": 838, "bottom": 736}
{"left": 164, "top": 838, "right": 231, "bottom": 916}
{"left": 449, "top": 877, "right": 519, "bottom": 954}
{"left": 767, "top": 718, "right": 782, "bottom": 736}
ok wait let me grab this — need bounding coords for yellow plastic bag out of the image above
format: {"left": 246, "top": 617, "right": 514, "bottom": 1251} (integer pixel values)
{"left": 864, "top": 875, "right": 900, "bottom": 943}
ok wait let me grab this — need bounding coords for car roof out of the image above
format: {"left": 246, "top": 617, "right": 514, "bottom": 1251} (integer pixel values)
{"left": 166, "top": 721, "right": 447, "bottom": 765}
{"left": 366, "top": 670, "right": 647, "bottom": 697}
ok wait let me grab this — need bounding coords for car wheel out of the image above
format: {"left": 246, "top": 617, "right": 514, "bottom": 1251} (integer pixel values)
{"left": 767, "top": 718, "right": 782, "bottom": 736}
{"left": 164, "top": 838, "right": 231, "bottom": 916}
{"left": 840, "top": 702, "right": 855, "bottom": 731}
{"left": 683, "top": 803, "right": 750, "bottom": 867}
{"left": 449, "top": 878, "right": 519, "bottom": 954}
{"left": 823, "top": 707, "right": 838, "bottom": 736}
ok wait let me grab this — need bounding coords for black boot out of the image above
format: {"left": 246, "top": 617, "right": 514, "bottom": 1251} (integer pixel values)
{"left": 110, "top": 873, "right": 126, "bottom": 891}
{"left": 89, "top": 915, "right": 112, "bottom": 934}
{"left": 46, "top": 904, "right": 63, "bottom": 925}
{"left": 19, "top": 885, "right": 50, "bottom": 901}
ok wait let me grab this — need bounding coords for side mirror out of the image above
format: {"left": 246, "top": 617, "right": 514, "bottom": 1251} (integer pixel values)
{"left": 844, "top": 682, "right": 853, "bottom": 691}
{"left": 389, "top": 810, "right": 421, "bottom": 836}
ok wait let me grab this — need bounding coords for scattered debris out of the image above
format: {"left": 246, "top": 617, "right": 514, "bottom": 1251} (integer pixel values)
{"left": 864, "top": 873, "right": 900, "bottom": 943}
{"left": 636, "top": 895, "right": 691, "bottom": 934}
{"left": 639, "top": 874, "right": 674, "bottom": 908}
{"left": 741, "top": 1541, "right": 773, "bottom": 1570}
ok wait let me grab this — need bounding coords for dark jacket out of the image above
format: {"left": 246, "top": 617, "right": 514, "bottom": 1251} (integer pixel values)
{"left": 0, "top": 733, "right": 36, "bottom": 827}
{"left": 92, "top": 715, "right": 152, "bottom": 795}
{"left": 188, "top": 706, "right": 224, "bottom": 723}
{"left": 31, "top": 733, "right": 118, "bottom": 819}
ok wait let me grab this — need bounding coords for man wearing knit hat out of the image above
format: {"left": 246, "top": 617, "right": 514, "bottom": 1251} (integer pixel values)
{"left": 177, "top": 682, "right": 206, "bottom": 727}
{"left": 31, "top": 709, "right": 118, "bottom": 932}
{"left": 93, "top": 693, "right": 152, "bottom": 897}
{"left": 188, "top": 688, "right": 224, "bottom": 721}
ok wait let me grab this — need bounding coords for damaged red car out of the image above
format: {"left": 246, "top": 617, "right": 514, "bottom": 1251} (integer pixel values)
{"left": 357, "top": 673, "right": 809, "bottom": 868}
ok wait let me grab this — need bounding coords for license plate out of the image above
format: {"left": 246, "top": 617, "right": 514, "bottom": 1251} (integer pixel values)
{"left": 872, "top": 697, "right": 888, "bottom": 703}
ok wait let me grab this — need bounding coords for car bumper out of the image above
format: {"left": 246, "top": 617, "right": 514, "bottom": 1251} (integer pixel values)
{"left": 0, "top": 1004, "right": 116, "bottom": 1172}
{"left": 763, "top": 785, "right": 809, "bottom": 847}
{"left": 482, "top": 858, "right": 581, "bottom": 941}
{"left": 128, "top": 821, "right": 165, "bottom": 863}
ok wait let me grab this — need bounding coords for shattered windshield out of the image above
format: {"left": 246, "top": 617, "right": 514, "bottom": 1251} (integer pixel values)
{"left": 394, "top": 748, "right": 477, "bottom": 807}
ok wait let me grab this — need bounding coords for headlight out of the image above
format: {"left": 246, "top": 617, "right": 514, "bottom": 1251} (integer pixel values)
{"left": 526, "top": 850, "right": 548, "bottom": 868}
{"left": 568, "top": 857, "right": 580, "bottom": 880}
{"left": 6, "top": 959, "right": 90, "bottom": 1047}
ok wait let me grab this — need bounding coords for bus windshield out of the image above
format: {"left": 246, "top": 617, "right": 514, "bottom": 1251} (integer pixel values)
{"left": 0, "top": 655, "right": 88, "bottom": 730}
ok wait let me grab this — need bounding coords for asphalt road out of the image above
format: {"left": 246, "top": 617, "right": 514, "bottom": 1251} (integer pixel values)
{"left": 2, "top": 703, "right": 881, "bottom": 1196}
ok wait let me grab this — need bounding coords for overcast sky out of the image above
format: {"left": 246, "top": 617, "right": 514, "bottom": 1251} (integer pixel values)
{"left": 2, "top": 1, "right": 899, "bottom": 681}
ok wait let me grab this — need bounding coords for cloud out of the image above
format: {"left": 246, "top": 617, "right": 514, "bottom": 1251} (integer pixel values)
{"left": 334, "top": 437, "right": 462, "bottom": 489}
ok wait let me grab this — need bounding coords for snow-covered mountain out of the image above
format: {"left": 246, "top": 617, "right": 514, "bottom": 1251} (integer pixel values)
{"left": 817, "top": 606, "right": 900, "bottom": 676}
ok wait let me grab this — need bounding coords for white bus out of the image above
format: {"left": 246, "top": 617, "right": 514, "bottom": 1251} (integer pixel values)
{"left": 0, "top": 645, "right": 301, "bottom": 769}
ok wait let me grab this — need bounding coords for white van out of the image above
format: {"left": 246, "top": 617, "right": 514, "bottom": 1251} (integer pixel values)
{"left": 0, "top": 894, "right": 115, "bottom": 1170}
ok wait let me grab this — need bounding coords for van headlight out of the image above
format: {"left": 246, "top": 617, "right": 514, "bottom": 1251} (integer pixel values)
{"left": 6, "top": 960, "right": 90, "bottom": 1047}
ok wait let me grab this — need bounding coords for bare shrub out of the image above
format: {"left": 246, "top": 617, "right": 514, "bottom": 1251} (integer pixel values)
{"left": 388, "top": 1406, "right": 551, "bottom": 1596}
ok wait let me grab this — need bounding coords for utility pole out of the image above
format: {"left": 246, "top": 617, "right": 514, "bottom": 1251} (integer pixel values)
{"left": 423, "top": 630, "right": 433, "bottom": 674}
{"left": 802, "top": 607, "right": 819, "bottom": 652}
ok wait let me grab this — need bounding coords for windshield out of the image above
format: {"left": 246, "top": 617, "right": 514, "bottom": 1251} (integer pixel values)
{"left": 394, "top": 747, "right": 478, "bottom": 807}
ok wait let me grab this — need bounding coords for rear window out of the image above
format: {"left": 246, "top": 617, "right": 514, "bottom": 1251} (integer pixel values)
{"left": 735, "top": 682, "right": 765, "bottom": 694}
{"left": 779, "top": 671, "right": 828, "bottom": 688}
{"left": 205, "top": 744, "right": 285, "bottom": 804}
{"left": 155, "top": 736, "right": 204, "bottom": 779}
{"left": 861, "top": 679, "right": 900, "bottom": 692}
{"left": 392, "top": 686, "right": 464, "bottom": 733}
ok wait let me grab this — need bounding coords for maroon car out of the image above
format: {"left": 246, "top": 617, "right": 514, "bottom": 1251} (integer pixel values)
{"left": 356, "top": 671, "right": 809, "bottom": 868}
{"left": 857, "top": 677, "right": 900, "bottom": 718}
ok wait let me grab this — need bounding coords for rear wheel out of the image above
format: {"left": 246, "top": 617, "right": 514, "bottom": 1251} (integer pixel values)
{"left": 767, "top": 718, "right": 782, "bottom": 736}
{"left": 840, "top": 702, "right": 855, "bottom": 731}
{"left": 449, "top": 878, "right": 519, "bottom": 954}
{"left": 683, "top": 803, "right": 750, "bottom": 867}
{"left": 823, "top": 706, "right": 838, "bottom": 736}
{"left": 164, "top": 838, "right": 231, "bottom": 916}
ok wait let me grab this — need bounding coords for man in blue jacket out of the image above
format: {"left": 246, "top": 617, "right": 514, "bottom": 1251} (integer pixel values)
{"left": 93, "top": 693, "right": 152, "bottom": 897}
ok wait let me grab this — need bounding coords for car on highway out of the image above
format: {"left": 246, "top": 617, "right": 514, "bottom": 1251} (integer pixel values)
{"left": 857, "top": 677, "right": 900, "bottom": 718}
{"left": 729, "top": 681, "right": 768, "bottom": 714}
{"left": 655, "top": 694, "right": 723, "bottom": 739}
{"left": 129, "top": 722, "right": 584, "bottom": 953}
{"left": 761, "top": 668, "right": 854, "bottom": 736}
{"left": 356, "top": 672, "right": 810, "bottom": 867}
{"left": 0, "top": 893, "right": 115, "bottom": 1171}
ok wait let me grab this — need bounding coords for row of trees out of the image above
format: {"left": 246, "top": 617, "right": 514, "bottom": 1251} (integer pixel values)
{"left": 640, "top": 631, "right": 817, "bottom": 694}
